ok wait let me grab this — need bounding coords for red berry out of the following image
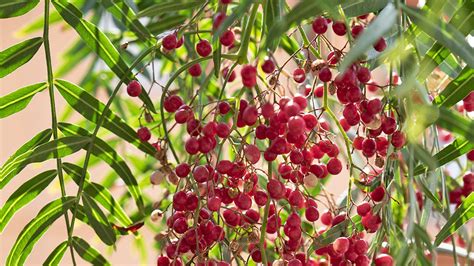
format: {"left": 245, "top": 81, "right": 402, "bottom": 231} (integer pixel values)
{"left": 370, "top": 186, "right": 385, "bottom": 202}
{"left": 185, "top": 137, "right": 199, "bottom": 154}
{"left": 137, "top": 127, "right": 151, "bottom": 141}
{"left": 374, "top": 254, "right": 393, "bottom": 266}
{"left": 332, "top": 21, "right": 347, "bottom": 36}
{"left": 391, "top": 130, "right": 406, "bottom": 148}
{"left": 353, "top": 136, "right": 364, "bottom": 150}
{"left": 321, "top": 211, "right": 333, "bottom": 225}
{"left": 467, "top": 150, "right": 474, "bottom": 161}
{"left": 381, "top": 116, "right": 396, "bottom": 134}
{"left": 357, "top": 67, "right": 371, "bottom": 83}
{"left": 333, "top": 237, "right": 350, "bottom": 254}
{"left": 157, "top": 256, "right": 170, "bottom": 266}
{"left": 312, "top": 17, "right": 328, "bottom": 34}
{"left": 374, "top": 38, "right": 387, "bottom": 52}
{"left": 362, "top": 138, "right": 376, "bottom": 157}
{"left": 162, "top": 34, "right": 178, "bottom": 50}
{"left": 175, "top": 163, "right": 191, "bottom": 178}
{"left": 261, "top": 59, "right": 276, "bottom": 73}
{"left": 241, "top": 65, "right": 257, "bottom": 88}
{"left": 235, "top": 193, "right": 252, "bottom": 210}
{"left": 164, "top": 95, "right": 184, "bottom": 113}
{"left": 254, "top": 190, "right": 268, "bottom": 206}
{"left": 293, "top": 68, "right": 306, "bottom": 83}
{"left": 127, "top": 80, "right": 142, "bottom": 97}
{"left": 357, "top": 202, "right": 371, "bottom": 216}
{"left": 354, "top": 239, "right": 369, "bottom": 255}
{"left": 244, "top": 144, "right": 260, "bottom": 164}
{"left": 219, "top": 30, "right": 235, "bottom": 46}
{"left": 314, "top": 85, "right": 324, "bottom": 97}
{"left": 305, "top": 206, "right": 319, "bottom": 222}
{"left": 193, "top": 165, "right": 210, "bottom": 183}
{"left": 319, "top": 67, "right": 332, "bottom": 82}
{"left": 222, "top": 67, "right": 236, "bottom": 82}
{"left": 196, "top": 39, "right": 212, "bottom": 57}
{"left": 188, "top": 63, "right": 202, "bottom": 77}
{"left": 327, "top": 158, "right": 342, "bottom": 175}
{"left": 351, "top": 24, "right": 364, "bottom": 38}
{"left": 267, "top": 179, "right": 285, "bottom": 199}
{"left": 216, "top": 123, "right": 231, "bottom": 138}
{"left": 367, "top": 98, "right": 382, "bottom": 115}
{"left": 218, "top": 101, "right": 231, "bottom": 114}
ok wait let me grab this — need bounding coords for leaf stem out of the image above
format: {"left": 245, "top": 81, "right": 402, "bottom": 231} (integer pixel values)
{"left": 43, "top": 0, "right": 76, "bottom": 264}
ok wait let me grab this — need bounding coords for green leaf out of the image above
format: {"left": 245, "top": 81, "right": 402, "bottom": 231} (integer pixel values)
{"left": 434, "top": 193, "right": 474, "bottom": 246}
{"left": 0, "top": 37, "right": 43, "bottom": 78}
{"left": 82, "top": 194, "right": 116, "bottom": 246}
{"left": 43, "top": 241, "right": 68, "bottom": 266}
{"left": 59, "top": 123, "right": 144, "bottom": 213}
{"left": 5, "top": 197, "right": 75, "bottom": 266}
{"left": 339, "top": 3, "right": 397, "bottom": 72}
{"left": 72, "top": 236, "right": 111, "bottom": 266}
{"left": 0, "top": 82, "right": 48, "bottom": 118}
{"left": 137, "top": 1, "right": 204, "bottom": 18}
{"left": 263, "top": 0, "right": 283, "bottom": 50}
{"left": 414, "top": 175, "right": 443, "bottom": 211}
{"left": 435, "top": 107, "right": 474, "bottom": 143}
{"left": 342, "top": 0, "right": 389, "bottom": 17}
{"left": 414, "top": 137, "right": 474, "bottom": 175}
{"left": 0, "top": 170, "right": 57, "bottom": 232}
{"left": 0, "top": 0, "right": 39, "bottom": 18}
{"left": 62, "top": 162, "right": 133, "bottom": 227}
{"left": 0, "top": 136, "right": 90, "bottom": 189}
{"left": 417, "top": 2, "right": 473, "bottom": 80}
{"left": 432, "top": 66, "right": 474, "bottom": 108}
{"left": 266, "top": 0, "right": 343, "bottom": 48}
{"left": 54, "top": 79, "right": 156, "bottom": 156}
{"left": 147, "top": 15, "right": 186, "bottom": 35}
{"left": 403, "top": 5, "right": 474, "bottom": 68}
{"left": 51, "top": 0, "right": 156, "bottom": 113}
{"left": 1, "top": 129, "right": 52, "bottom": 173}
{"left": 101, "top": 0, "right": 152, "bottom": 43}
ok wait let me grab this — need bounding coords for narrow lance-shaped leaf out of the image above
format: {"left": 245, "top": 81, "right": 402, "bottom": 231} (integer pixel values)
{"left": 62, "top": 162, "right": 133, "bottom": 227}
{"left": 72, "top": 236, "right": 111, "bottom": 266}
{"left": 435, "top": 107, "right": 474, "bottom": 143}
{"left": 0, "top": 136, "right": 90, "bottom": 189}
{"left": 59, "top": 122, "right": 145, "bottom": 213}
{"left": 5, "top": 197, "right": 75, "bottom": 266}
{"left": 43, "top": 241, "right": 68, "bottom": 266}
{"left": 341, "top": 0, "right": 389, "bottom": 17}
{"left": 1, "top": 129, "right": 52, "bottom": 172}
{"left": 54, "top": 79, "right": 156, "bottom": 156}
{"left": 0, "top": 82, "right": 48, "bottom": 118}
{"left": 214, "top": 0, "right": 253, "bottom": 42}
{"left": 417, "top": 2, "right": 473, "bottom": 80}
{"left": 82, "top": 194, "right": 117, "bottom": 246}
{"left": 0, "top": 0, "right": 40, "bottom": 18}
{"left": 339, "top": 3, "right": 397, "bottom": 72}
{"left": 414, "top": 137, "right": 474, "bottom": 175}
{"left": 51, "top": 0, "right": 156, "bottom": 113}
{"left": 432, "top": 66, "right": 474, "bottom": 108}
{"left": 403, "top": 5, "right": 474, "bottom": 68}
{"left": 0, "top": 170, "right": 57, "bottom": 232}
{"left": 0, "top": 37, "right": 43, "bottom": 78}
{"left": 101, "top": 0, "right": 152, "bottom": 43}
{"left": 137, "top": 1, "right": 204, "bottom": 18}
{"left": 434, "top": 193, "right": 474, "bottom": 246}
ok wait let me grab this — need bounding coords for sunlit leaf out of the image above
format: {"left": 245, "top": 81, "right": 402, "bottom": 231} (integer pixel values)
{"left": 63, "top": 162, "right": 133, "bottom": 227}
{"left": 82, "top": 194, "right": 116, "bottom": 246}
{"left": 434, "top": 193, "right": 474, "bottom": 246}
{"left": 0, "top": 82, "right": 48, "bottom": 118}
{"left": 432, "top": 66, "right": 474, "bottom": 108}
{"left": 43, "top": 241, "right": 68, "bottom": 266}
{"left": 5, "top": 197, "right": 75, "bottom": 266}
{"left": 0, "top": 37, "right": 43, "bottom": 78}
{"left": 137, "top": 1, "right": 204, "bottom": 18}
{"left": 72, "top": 236, "right": 111, "bottom": 266}
{"left": 0, "top": 136, "right": 90, "bottom": 189}
{"left": 0, "top": 170, "right": 57, "bottom": 232}
{"left": 0, "top": 0, "right": 39, "bottom": 18}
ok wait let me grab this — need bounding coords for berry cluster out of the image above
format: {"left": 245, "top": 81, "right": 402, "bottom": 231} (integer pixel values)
{"left": 123, "top": 5, "right": 415, "bottom": 266}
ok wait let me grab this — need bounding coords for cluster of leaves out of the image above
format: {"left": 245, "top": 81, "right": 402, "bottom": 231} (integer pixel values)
{"left": 0, "top": 0, "right": 473, "bottom": 265}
